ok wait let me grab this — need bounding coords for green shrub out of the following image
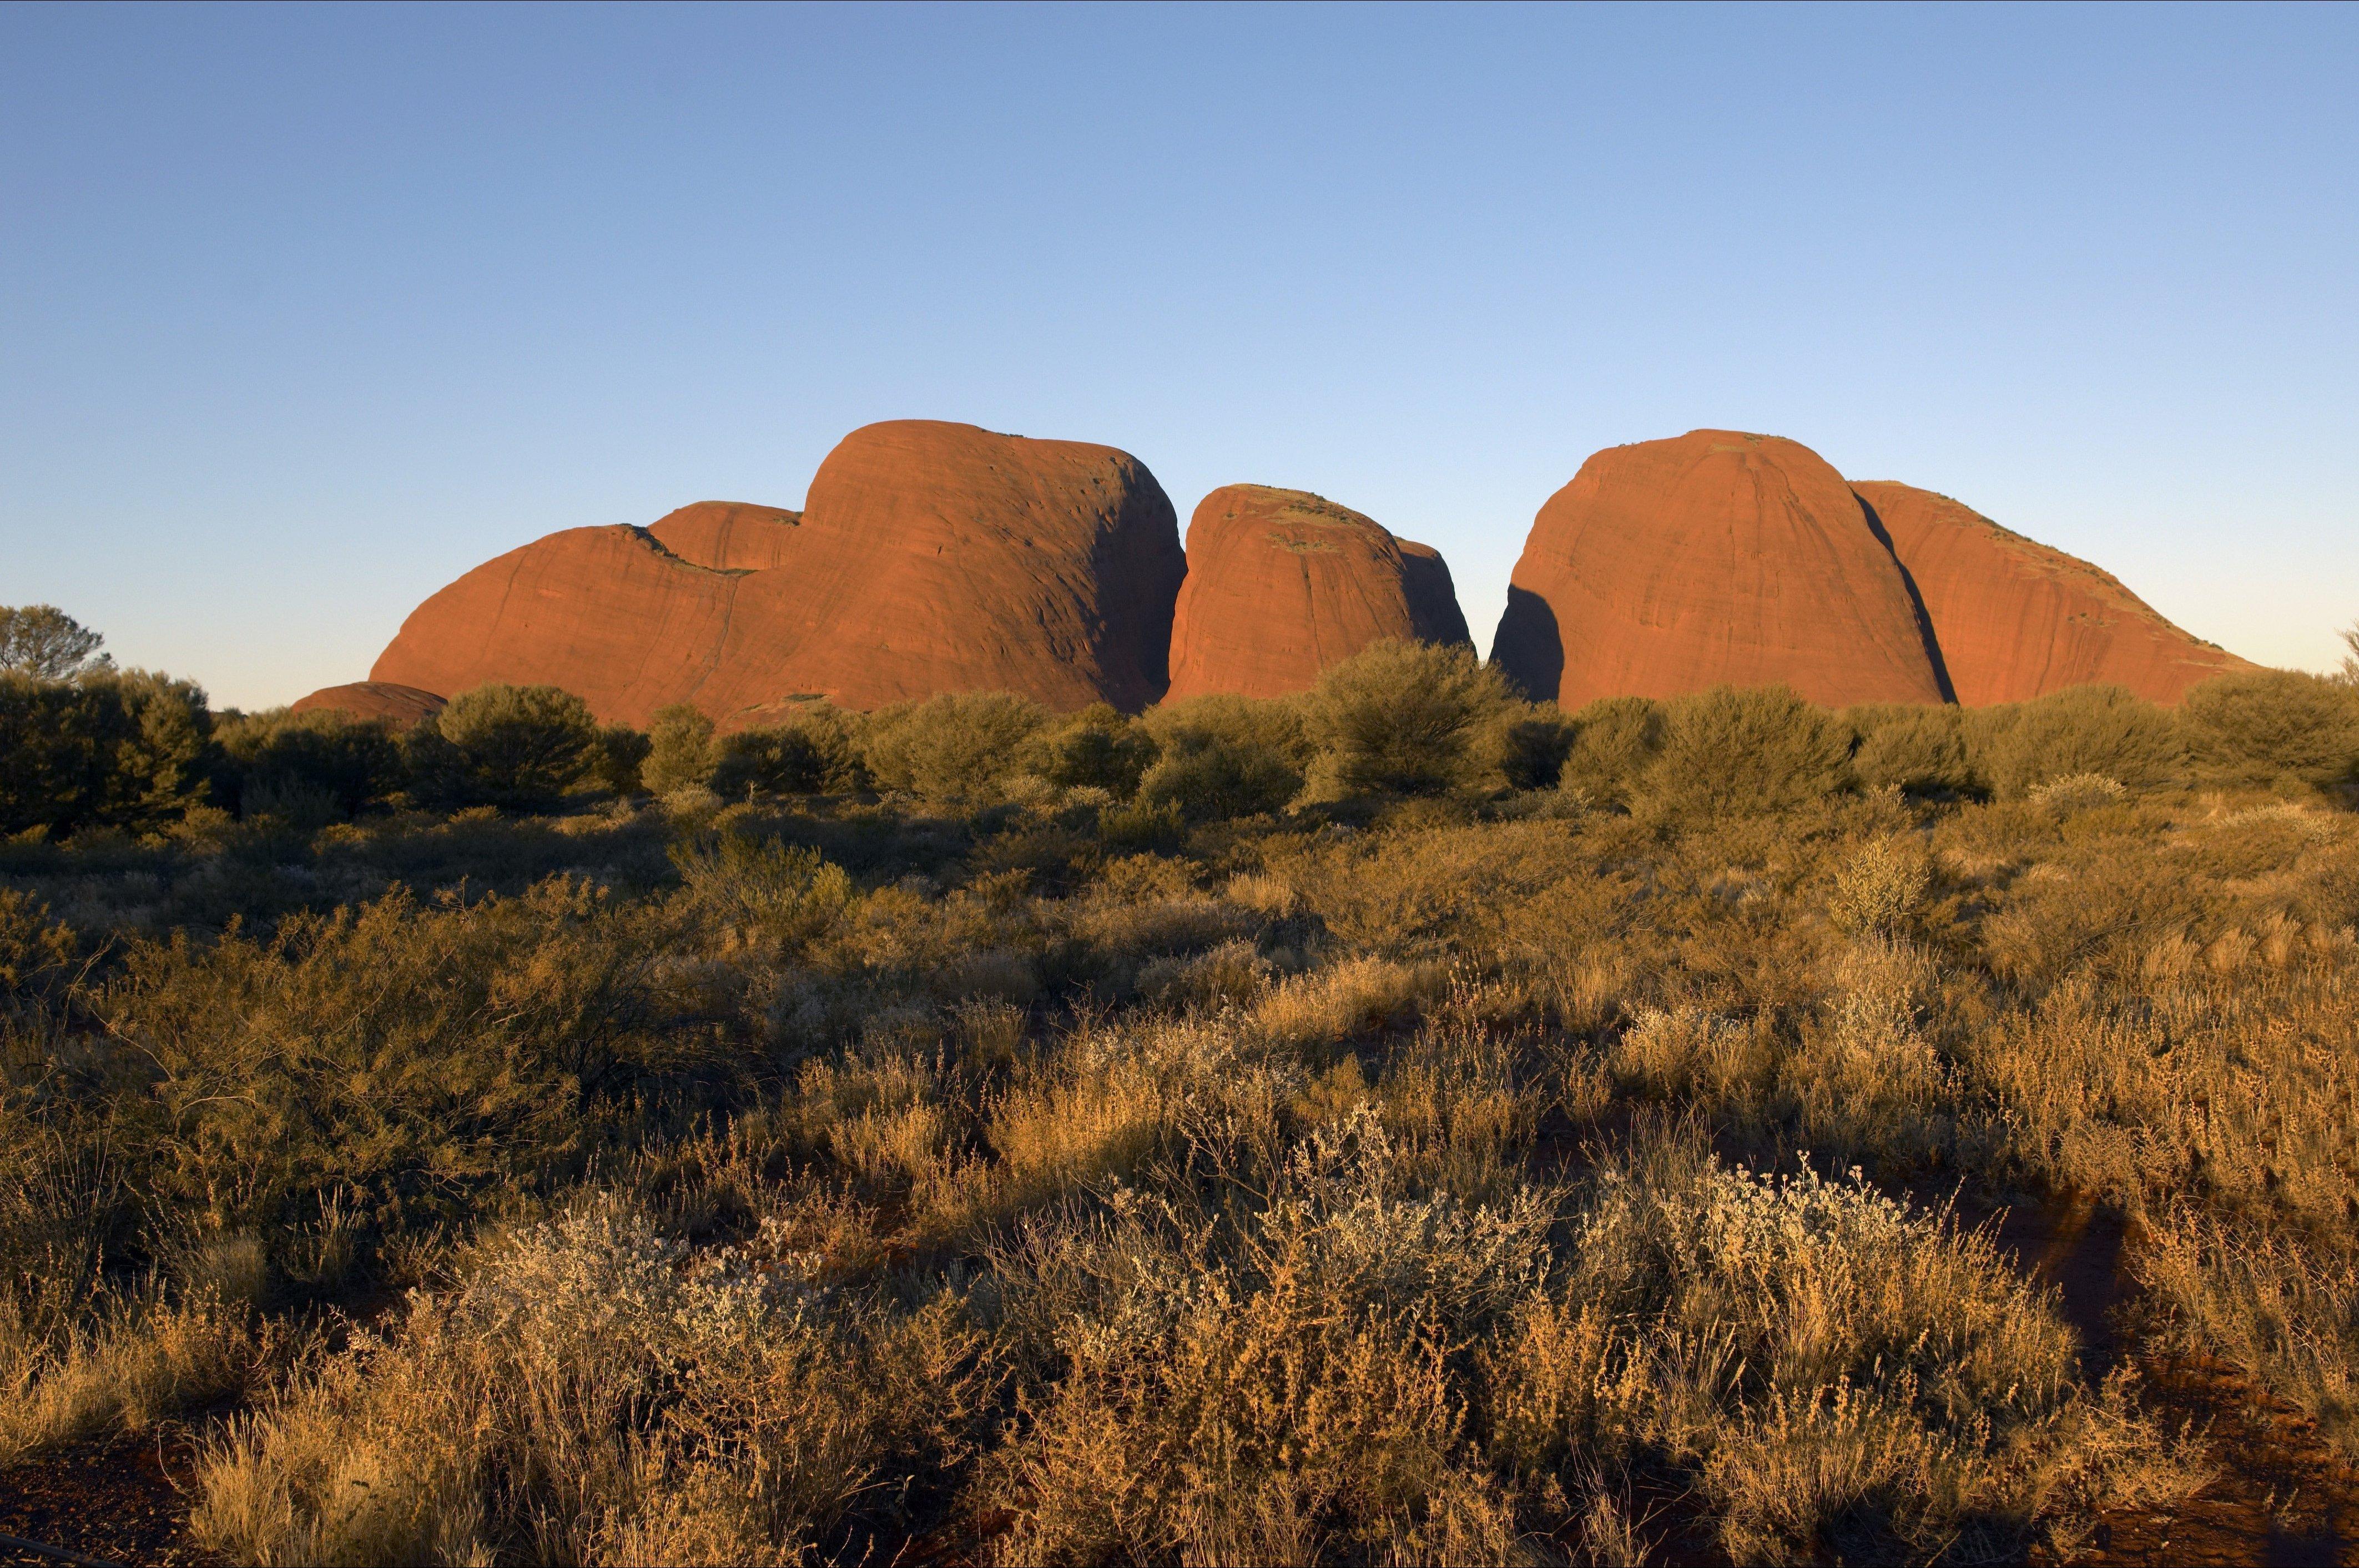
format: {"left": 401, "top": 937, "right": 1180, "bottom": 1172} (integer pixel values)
{"left": 215, "top": 708, "right": 407, "bottom": 819}
{"left": 1035, "top": 704, "right": 1157, "bottom": 798}
{"left": 1304, "top": 641, "right": 1516, "bottom": 797}
{"left": 712, "top": 707, "right": 868, "bottom": 800}
{"left": 1845, "top": 703, "right": 1973, "bottom": 795}
{"left": 2181, "top": 669, "right": 2359, "bottom": 788}
{"left": 1967, "top": 684, "right": 2184, "bottom": 800}
{"left": 860, "top": 692, "right": 1048, "bottom": 806}
{"left": 1556, "top": 696, "right": 1665, "bottom": 810}
{"left": 1644, "top": 685, "right": 1849, "bottom": 817}
{"left": 405, "top": 684, "right": 598, "bottom": 810}
{"left": 0, "top": 669, "right": 211, "bottom": 836}
{"left": 642, "top": 704, "right": 719, "bottom": 795}
{"left": 1496, "top": 705, "right": 1577, "bottom": 791}
{"left": 589, "top": 725, "right": 652, "bottom": 796}
{"left": 1138, "top": 694, "right": 1308, "bottom": 821}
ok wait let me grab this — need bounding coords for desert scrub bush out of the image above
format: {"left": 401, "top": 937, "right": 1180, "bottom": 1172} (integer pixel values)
{"left": 981, "top": 1111, "right": 1551, "bottom": 1565}
{"left": 1490, "top": 1135, "right": 2184, "bottom": 1562}
{"left": 215, "top": 707, "right": 408, "bottom": 819}
{"left": 589, "top": 722, "right": 651, "bottom": 795}
{"left": 1495, "top": 704, "right": 1577, "bottom": 791}
{"left": 1645, "top": 685, "right": 1852, "bottom": 818}
{"left": 1033, "top": 702, "right": 1157, "bottom": 798}
{"left": 405, "top": 683, "right": 598, "bottom": 809}
{"left": 1826, "top": 835, "right": 1933, "bottom": 938}
{"left": 861, "top": 692, "right": 1047, "bottom": 806}
{"left": 95, "top": 875, "right": 717, "bottom": 1239}
{"left": 0, "top": 667, "right": 213, "bottom": 836}
{"left": 1555, "top": 695, "right": 1665, "bottom": 811}
{"left": 193, "top": 1193, "right": 992, "bottom": 1566}
{"left": 2181, "top": 667, "right": 2359, "bottom": 789}
{"left": 1844, "top": 702, "right": 1973, "bottom": 795}
{"left": 714, "top": 705, "right": 869, "bottom": 800}
{"left": 1137, "top": 692, "right": 1308, "bottom": 821}
{"left": 1304, "top": 639, "right": 1517, "bottom": 798}
{"left": 1966, "top": 684, "right": 2184, "bottom": 800}
{"left": 643, "top": 702, "right": 720, "bottom": 794}
{"left": 670, "top": 828, "right": 854, "bottom": 955}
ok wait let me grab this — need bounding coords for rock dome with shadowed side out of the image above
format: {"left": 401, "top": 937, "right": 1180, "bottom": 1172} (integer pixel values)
{"left": 646, "top": 501, "right": 803, "bottom": 572}
{"left": 1852, "top": 481, "right": 2255, "bottom": 707}
{"left": 692, "top": 420, "right": 1186, "bottom": 717}
{"left": 1164, "top": 486, "right": 1473, "bottom": 701}
{"left": 370, "top": 525, "right": 744, "bottom": 729}
{"left": 1492, "top": 430, "right": 1950, "bottom": 709}
{"left": 289, "top": 682, "right": 446, "bottom": 727}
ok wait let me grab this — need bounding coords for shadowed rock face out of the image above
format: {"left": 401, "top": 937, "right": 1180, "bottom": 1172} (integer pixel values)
{"left": 1853, "top": 481, "right": 2254, "bottom": 705}
{"left": 370, "top": 421, "right": 1184, "bottom": 726}
{"left": 1494, "top": 431, "right": 1949, "bottom": 708}
{"left": 289, "top": 682, "right": 447, "bottom": 726}
{"left": 1166, "top": 486, "right": 1472, "bottom": 700}
{"left": 646, "top": 501, "right": 802, "bottom": 571}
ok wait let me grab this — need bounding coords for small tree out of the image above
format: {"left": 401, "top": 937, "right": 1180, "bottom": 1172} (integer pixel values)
{"left": 408, "top": 684, "right": 597, "bottom": 809}
{"left": 643, "top": 704, "right": 720, "bottom": 795}
{"left": 2338, "top": 621, "right": 2358, "bottom": 687}
{"left": 591, "top": 724, "right": 653, "bottom": 796}
{"left": 1646, "top": 685, "right": 1852, "bottom": 818}
{"left": 0, "top": 605, "right": 109, "bottom": 679}
{"left": 0, "top": 668, "right": 210, "bottom": 835}
{"left": 1305, "top": 640, "right": 1515, "bottom": 797}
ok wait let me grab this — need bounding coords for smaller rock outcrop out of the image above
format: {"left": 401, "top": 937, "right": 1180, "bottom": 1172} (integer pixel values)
{"left": 646, "top": 501, "right": 803, "bottom": 572}
{"left": 289, "top": 681, "right": 446, "bottom": 726}
{"left": 370, "top": 525, "right": 743, "bottom": 728}
{"left": 1854, "top": 481, "right": 2255, "bottom": 706}
{"left": 1165, "top": 485, "right": 1472, "bottom": 701}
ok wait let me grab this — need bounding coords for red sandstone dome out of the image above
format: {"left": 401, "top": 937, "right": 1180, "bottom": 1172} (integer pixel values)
{"left": 692, "top": 420, "right": 1183, "bottom": 716}
{"left": 1493, "top": 431, "right": 1949, "bottom": 709}
{"left": 1165, "top": 486, "right": 1471, "bottom": 701}
{"left": 370, "top": 421, "right": 1183, "bottom": 725}
{"left": 1853, "top": 481, "right": 2255, "bottom": 707}
{"left": 646, "top": 501, "right": 803, "bottom": 572}
{"left": 288, "top": 681, "right": 447, "bottom": 727}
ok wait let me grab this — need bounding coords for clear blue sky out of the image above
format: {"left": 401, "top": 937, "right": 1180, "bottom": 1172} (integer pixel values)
{"left": 4, "top": 2, "right": 2353, "bottom": 709}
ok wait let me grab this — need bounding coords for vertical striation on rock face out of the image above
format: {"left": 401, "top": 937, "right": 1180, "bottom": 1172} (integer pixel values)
{"left": 1492, "top": 430, "right": 1950, "bottom": 709}
{"left": 1164, "top": 485, "right": 1473, "bottom": 701}
{"left": 368, "top": 421, "right": 1185, "bottom": 727}
{"left": 1853, "top": 481, "right": 2254, "bottom": 705}
{"left": 646, "top": 501, "right": 803, "bottom": 572}
{"left": 289, "top": 682, "right": 447, "bottom": 726}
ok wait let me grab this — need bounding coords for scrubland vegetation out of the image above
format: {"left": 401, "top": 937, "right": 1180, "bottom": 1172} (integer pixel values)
{"left": 7, "top": 604, "right": 2359, "bottom": 1564}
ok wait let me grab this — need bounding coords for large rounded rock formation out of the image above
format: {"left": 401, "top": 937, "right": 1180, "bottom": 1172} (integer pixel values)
{"left": 692, "top": 420, "right": 1184, "bottom": 716}
{"left": 370, "top": 421, "right": 1184, "bottom": 725}
{"left": 1165, "top": 485, "right": 1471, "bottom": 700}
{"left": 1493, "top": 431, "right": 1950, "bottom": 709}
{"left": 289, "top": 681, "right": 446, "bottom": 727}
{"left": 1853, "top": 481, "right": 2254, "bottom": 705}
